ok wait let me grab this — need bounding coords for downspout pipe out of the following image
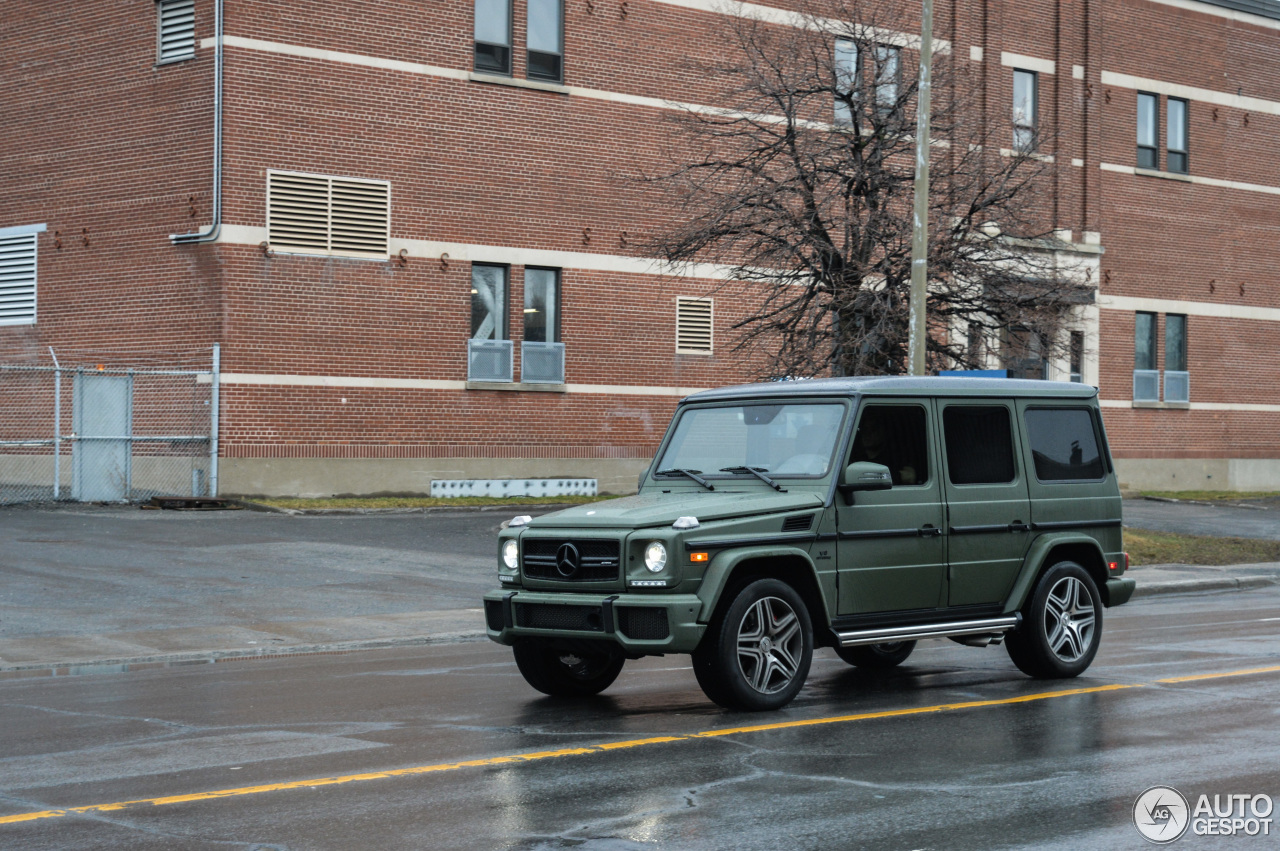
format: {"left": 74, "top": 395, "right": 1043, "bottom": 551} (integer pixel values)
{"left": 170, "top": 0, "right": 223, "bottom": 244}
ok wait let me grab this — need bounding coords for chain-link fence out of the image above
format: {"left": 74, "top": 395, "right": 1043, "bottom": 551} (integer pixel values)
{"left": 0, "top": 347, "right": 219, "bottom": 504}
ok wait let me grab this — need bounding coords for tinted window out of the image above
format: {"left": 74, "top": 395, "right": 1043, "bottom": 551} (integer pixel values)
{"left": 850, "top": 405, "right": 929, "bottom": 485}
{"left": 943, "top": 406, "right": 1016, "bottom": 484}
{"left": 1025, "top": 408, "right": 1105, "bottom": 482}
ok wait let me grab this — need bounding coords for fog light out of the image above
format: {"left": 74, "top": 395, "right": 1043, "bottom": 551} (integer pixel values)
{"left": 502, "top": 540, "right": 519, "bottom": 569}
{"left": 644, "top": 541, "right": 667, "bottom": 573}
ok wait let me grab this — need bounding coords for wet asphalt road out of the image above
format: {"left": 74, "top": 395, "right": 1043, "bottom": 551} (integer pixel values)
{"left": 2, "top": 586, "right": 1278, "bottom": 850}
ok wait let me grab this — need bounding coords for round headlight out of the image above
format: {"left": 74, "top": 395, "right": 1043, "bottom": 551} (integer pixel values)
{"left": 502, "top": 540, "right": 519, "bottom": 569}
{"left": 644, "top": 541, "right": 667, "bottom": 573}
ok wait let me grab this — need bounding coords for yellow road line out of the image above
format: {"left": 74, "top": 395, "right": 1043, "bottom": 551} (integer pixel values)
{"left": 1156, "top": 663, "right": 1280, "bottom": 684}
{"left": 2, "top": 663, "right": 1276, "bottom": 828}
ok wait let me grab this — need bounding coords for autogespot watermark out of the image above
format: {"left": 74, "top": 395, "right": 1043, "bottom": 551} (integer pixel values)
{"left": 1133, "top": 786, "right": 1275, "bottom": 843}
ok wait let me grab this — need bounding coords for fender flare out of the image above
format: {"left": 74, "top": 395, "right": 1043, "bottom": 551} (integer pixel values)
{"left": 695, "top": 546, "right": 828, "bottom": 624}
{"left": 1003, "top": 532, "right": 1106, "bottom": 613}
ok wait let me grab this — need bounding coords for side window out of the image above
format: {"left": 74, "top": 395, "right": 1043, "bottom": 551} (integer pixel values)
{"left": 1024, "top": 408, "right": 1105, "bottom": 482}
{"left": 474, "top": 0, "right": 513, "bottom": 74}
{"left": 527, "top": 0, "right": 563, "bottom": 82}
{"left": 943, "top": 406, "right": 1016, "bottom": 485}
{"left": 849, "top": 405, "right": 929, "bottom": 486}
{"left": 471, "top": 264, "right": 508, "bottom": 340}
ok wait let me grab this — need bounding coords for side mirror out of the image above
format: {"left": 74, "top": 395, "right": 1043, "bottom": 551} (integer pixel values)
{"left": 838, "top": 461, "right": 893, "bottom": 504}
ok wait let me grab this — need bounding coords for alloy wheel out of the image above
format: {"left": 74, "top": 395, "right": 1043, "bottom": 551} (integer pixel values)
{"left": 1042, "top": 576, "right": 1096, "bottom": 662}
{"left": 736, "top": 596, "right": 803, "bottom": 694}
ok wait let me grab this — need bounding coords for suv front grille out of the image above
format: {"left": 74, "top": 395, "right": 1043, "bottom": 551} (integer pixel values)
{"left": 514, "top": 602, "right": 603, "bottom": 632}
{"left": 522, "top": 538, "right": 621, "bottom": 582}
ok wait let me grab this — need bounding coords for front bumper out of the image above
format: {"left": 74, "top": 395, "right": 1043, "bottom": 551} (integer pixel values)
{"left": 483, "top": 589, "right": 706, "bottom": 654}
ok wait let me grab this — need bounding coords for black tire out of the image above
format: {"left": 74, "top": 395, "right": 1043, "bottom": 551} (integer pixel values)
{"left": 512, "top": 639, "right": 625, "bottom": 697}
{"left": 835, "top": 640, "right": 916, "bottom": 669}
{"left": 1005, "top": 560, "right": 1103, "bottom": 679}
{"left": 692, "top": 578, "right": 813, "bottom": 711}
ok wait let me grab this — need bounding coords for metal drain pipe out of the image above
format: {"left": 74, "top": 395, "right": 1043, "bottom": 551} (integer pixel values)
{"left": 170, "top": 0, "right": 223, "bottom": 244}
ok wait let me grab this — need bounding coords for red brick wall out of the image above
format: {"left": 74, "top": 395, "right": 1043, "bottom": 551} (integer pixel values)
{"left": 2, "top": 0, "right": 1278, "bottom": 474}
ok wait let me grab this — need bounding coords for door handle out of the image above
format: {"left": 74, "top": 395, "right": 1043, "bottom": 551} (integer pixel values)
{"left": 1008, "top": 521, "right": 1030, "bottom": 533}
{"left": 918, "top": 525, "right": 942, "bottom": 537}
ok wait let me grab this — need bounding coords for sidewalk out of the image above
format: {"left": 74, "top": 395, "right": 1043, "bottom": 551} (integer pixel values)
{"left": 1, "top": 561, "right": 1273, "bottom": 676}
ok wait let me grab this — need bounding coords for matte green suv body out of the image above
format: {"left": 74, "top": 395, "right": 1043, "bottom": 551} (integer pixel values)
{"left": 484, "top": 377, "right": 1133, "bottom": 710}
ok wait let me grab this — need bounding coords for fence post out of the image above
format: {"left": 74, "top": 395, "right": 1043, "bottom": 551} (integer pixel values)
{"left": 210, "top": 343, "right": 220, "bottom": 497}
{"left": 49, "top": 347, "right": 61, "bottom": 500}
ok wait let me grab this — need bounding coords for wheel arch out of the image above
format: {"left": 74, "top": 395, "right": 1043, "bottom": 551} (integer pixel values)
{"left": 696, "top": 547, "right": 832, "bottom": 646}
{"left": 1006, "top": 534, "right": 1109, "bottom": 613}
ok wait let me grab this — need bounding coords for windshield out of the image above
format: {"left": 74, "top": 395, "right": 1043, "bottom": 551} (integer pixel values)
{"left": 655, "top": 402, "right": 847, "bottom": 478}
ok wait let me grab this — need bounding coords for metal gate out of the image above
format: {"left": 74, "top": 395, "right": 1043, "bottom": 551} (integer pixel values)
{"left": 0, "top": 346, "right": 220, "bottom": 503}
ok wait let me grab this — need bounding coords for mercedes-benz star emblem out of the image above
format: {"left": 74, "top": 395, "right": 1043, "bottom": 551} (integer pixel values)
{"left": 555, "top": 542, "right": 581, "bottom": 578}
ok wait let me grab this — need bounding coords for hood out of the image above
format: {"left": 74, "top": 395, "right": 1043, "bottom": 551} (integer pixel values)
{"left": 524, "top": 490, "right": 827, "bottom": 530}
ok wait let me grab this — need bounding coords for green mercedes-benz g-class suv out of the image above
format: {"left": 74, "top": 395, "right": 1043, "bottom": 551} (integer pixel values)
{"left": 483, "top": 377, "right": 1134, "bottom": 711}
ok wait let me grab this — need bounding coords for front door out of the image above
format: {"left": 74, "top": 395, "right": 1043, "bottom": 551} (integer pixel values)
{"left": 938, "top": 401, "right": 1033, "bottom": 607}
{"left": 836, "top": 400, "right": 946, "bottom": 615}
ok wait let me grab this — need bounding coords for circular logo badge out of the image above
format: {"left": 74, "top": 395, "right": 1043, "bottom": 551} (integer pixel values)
{"left": 555, "top": 542, "right": 580, "bottom": 578}
{"left": 1133, "top": 786, "right": 1190, "bottom": 844}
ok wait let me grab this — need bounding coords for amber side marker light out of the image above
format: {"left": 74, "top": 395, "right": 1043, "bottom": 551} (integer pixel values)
{"left": 690, "top": 552, "right": 709, "bottom": 563}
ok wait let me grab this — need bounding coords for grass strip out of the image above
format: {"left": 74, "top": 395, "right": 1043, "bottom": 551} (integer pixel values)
{"left": 1139, "top": 490, "right": 1280, "bottom": 502}
{"left": 1125, "top": 527, "right": 1280, "bottom": 566}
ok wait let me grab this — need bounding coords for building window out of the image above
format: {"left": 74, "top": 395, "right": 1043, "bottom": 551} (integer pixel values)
{"left": 1012, "top": 69, "right": 1037, "bottom": 152}
{"left": 471, "top": 264, "right": 508, "bottom": 341}
{"left": 469, "top": 264, "right": 513, "bottom": 382}
{"left": 676, "top": 297, "right": 713, "bottom": 354}
{"left": 1137, "top": 92, "right": 1159, "bottom": 170}
{"left": 266, "top": 171, "right": 390, "bottom": 259}
{"left": 1133, "top": 311, "right": 1158, "bottom": 401}
{"left": 874, "top": 45, "right": 900, "bottom": 114}
{"left": 0, "top": 224, "right": 43, "bottom": 326}
{"left": 1167, "top": 97, "right": 1189, "bottom": 174}
{"left": 156, "top": 0, "right": 196, "bottom": 64}
{"left": 474, "top": 0, "right": 512, "bottom": 75}
{"left": 1002, "top": 325, "right": 1046, "bottom": 379}
{"left": 522, "top": 268, "right": 558, "bottom": 342}
{"left": 527, "top": 0, "right": 563, "bottom": 82}
{"left": 1069, "top": 331, "right": 1084, "bottom": 383}
{"left": 521, "top": 267, "right": 564, "bottom": 383}
{"left": 834, "top": 38, "right": 858, "bottom": 125}
{"left": 1164, "top": 313, "right": 1189, "bottom": 402}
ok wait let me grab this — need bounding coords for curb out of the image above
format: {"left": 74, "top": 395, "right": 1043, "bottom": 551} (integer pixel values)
{"left": 0, "top": 630, "right": 490, "bottom": 679}
{"left": 1132, "top": 575, "right": 1278, "bottom": 598}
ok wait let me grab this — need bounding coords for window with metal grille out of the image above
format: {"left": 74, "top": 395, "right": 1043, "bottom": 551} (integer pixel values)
{"left": 676, "top": 298, "right": 713, "bottom": 354}
{"left": 0, "top": 226, "right": 41, "bottom": 326}
{"left": 156, "top": 0, "right": 196, "bottom": 64}
{"left": 267, "top": 171, "right": 390, "bottom": 259}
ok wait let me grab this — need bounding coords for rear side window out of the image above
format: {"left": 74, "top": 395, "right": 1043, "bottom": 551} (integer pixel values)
{"left": 943, "top": 406, "right": 1016, "bottom": 484}
{"left": 1024, "top": 408, "right": 1105, "bottom": 481}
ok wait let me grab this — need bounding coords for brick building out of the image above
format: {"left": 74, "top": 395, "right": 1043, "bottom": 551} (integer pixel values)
{"left": 2, "top": 0, "right": 1278, "bottom": 497}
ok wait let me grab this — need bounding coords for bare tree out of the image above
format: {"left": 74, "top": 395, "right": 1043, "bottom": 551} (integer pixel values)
{"left": 643, "top": 0, "right": 1093, "bottom": 378}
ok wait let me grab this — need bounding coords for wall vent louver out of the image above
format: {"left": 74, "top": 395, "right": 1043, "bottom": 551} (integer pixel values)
{"left": 268, "top": 171, "right": 390, "bottom": 259}
{"left": 676, "top": 297, "right": 713, "bottom": 354}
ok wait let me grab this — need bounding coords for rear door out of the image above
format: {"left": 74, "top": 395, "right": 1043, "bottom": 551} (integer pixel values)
{"left": 939, "top": 401, "right": 1033, "bottom": 607}
{"left": 836, "top": 399, "right": 947, "bottom": 614}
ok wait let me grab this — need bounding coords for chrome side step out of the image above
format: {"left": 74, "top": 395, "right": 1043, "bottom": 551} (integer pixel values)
{"left": 836, "top": 615, "right": 1021, "bottom": 647}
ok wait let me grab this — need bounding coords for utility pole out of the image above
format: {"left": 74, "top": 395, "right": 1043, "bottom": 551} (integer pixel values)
{"left": 906, "top": 0, "right": 934, "bottom": 376}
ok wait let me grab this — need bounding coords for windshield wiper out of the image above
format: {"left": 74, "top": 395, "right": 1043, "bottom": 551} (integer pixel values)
{"left": 654, "top": 468, "right": 715, "bottom": 491}
{"left": 719, "top": 466, "right": 786, "bottom": 492}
